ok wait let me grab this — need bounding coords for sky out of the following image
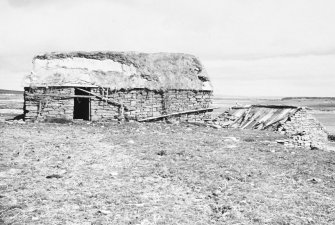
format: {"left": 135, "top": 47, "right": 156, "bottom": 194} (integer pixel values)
{"left": 0, "top": 0, "right": 335, "bottom": 97}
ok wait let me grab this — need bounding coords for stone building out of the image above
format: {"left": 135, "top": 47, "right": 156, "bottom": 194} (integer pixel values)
{"left": 23, "top": 51, "right": 214, "bottom": 122}
{"left": 213, "top": 105, "right": 329, "bottom": 149}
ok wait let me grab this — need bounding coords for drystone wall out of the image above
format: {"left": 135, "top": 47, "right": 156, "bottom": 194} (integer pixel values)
{"left": 24, "top": 87, "right": 74, "bottom": 121}
{"left": 24, "top": 87, "right": 213, "bottom": 122}
{"left": 278, "top": 109, "right": 328, "bottom": 149}
{"left": 90, "top": 88, "right": 212, "bottom": 121}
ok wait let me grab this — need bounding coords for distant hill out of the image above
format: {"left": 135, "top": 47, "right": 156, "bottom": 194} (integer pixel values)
{"left": 282, "top": 97, "right": 335, "bottom": 100}
{"left": 0, "top": 89, "right": 23, "bottom": 94}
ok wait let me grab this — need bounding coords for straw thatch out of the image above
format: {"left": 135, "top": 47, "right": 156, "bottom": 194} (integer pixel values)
{"left": 24, "top": 51, "right": 212, "bottom": 91}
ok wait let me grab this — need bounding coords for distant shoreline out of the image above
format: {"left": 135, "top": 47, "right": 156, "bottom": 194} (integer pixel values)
{"left": 282, "top": 97, "right": 335, "bottom": 100}
{"left": 0, "top": 89, "right": 23, "bottom": 94}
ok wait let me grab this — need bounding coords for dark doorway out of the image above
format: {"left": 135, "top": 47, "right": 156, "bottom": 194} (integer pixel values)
{"left": 74, "top": 88, "right": 91, "bottom": 120}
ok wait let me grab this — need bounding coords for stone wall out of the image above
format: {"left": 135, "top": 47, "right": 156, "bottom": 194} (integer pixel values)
{"left": 90, "top": 88, "right": 212, "bottom": 121}
{"left": 24, "top": 87, "right": 213, "bottom": 122}
{"left": 24, "top": 87, "right": 74, "bottom": 121}
{"left": 90, "top": 89, "right": 163, "bottom": 121}
{"left": 163, "top": 90, "right": 212, "bottom": 122}
{"left": 278, "top": 108, "right": 328, "bottom": 149}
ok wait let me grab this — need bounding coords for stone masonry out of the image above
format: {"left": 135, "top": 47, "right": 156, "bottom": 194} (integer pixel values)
{"left": 277, "top": 108, "right": 328, "bottom": 149}
{"left": 24, "top": 87, "right": 74, "bottom": 121}
{"left": 24, "top": 87, "right": 213, "bottom": 122}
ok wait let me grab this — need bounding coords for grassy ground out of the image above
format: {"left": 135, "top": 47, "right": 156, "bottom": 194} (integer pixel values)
{"left": 1, "top": 122, "right": 334, "bottom": 225}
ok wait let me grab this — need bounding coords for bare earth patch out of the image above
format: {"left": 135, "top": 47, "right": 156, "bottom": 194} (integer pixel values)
{"left": 0, "top": 122, "right": 334, "bottom": 224}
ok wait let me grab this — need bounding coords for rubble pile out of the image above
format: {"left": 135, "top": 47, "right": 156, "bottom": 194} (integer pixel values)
{"left": 210, "top": 105, "right": 329, "bottom": 150}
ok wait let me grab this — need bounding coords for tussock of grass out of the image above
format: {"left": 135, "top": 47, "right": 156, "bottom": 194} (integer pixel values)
{"left": 243, "top": 138, "right": 256, "bottom": 142}
{"left": 43, "top": 117, "right": 73, "bottom": 124}
{"left": 328, "top": 134, "right": 335, "bottom": 142}
{"left": 0, "top": 122, "right": 334, "bottom": 224}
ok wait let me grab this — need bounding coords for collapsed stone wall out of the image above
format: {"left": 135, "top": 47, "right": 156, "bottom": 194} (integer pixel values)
{"left": 24, "top": 87, "right": 212, "bottom": 122}
{"left": 278, "top": 109, "right": 328, "bottom": 149}
{"left": 211, "top": 107, "right": 329, "bottom": 150}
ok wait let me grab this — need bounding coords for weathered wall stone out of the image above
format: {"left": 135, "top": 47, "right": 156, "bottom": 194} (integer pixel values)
{"left": 24, "top": 87, "right": 213, "bottom": 122}
{"left": 24, "top": 87, "right": 74, "bottom": 121}
{"left": 90, "top": 88, "right": 212, "bottom": 121}
{"left": 278, "top": 109, "right": 328, "bottom": 149}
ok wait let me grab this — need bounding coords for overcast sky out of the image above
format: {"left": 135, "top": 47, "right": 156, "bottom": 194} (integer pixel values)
{"left": 1, "top": 0, "right": 335, "bottom": 97}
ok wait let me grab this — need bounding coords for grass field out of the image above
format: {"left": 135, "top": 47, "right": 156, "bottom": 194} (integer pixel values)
{"left": 0, "top": 90, "right": 335, "bottom": 224}
{"left": 1, "top": 122, "right": 335, "bottom": 224}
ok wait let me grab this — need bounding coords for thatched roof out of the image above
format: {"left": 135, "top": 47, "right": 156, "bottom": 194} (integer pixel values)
{"left": 24, "top": 51, "right": 212, "bottom": 91}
